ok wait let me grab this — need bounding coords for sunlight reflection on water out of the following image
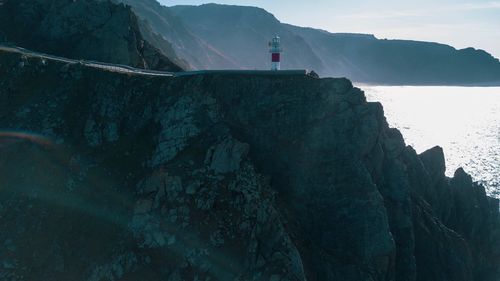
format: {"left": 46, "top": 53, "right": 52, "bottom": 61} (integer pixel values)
{"left": 362, "top": 86, "right": 500, "bottom": 198}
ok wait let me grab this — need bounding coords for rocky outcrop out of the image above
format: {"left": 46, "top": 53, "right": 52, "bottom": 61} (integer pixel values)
{"left": 0, "top": 49, "right": 499, "bottom": 281}
{"left": 409, "top": 147, "right": 500, "bottom": 281}
{"left": 0, "top": 0, "right": 183, "bottom": 71}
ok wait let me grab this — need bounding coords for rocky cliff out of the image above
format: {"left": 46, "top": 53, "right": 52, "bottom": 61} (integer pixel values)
{"left": 0, "top": 49, "right": 499, "bottom": 281}
{"left": 0, "top": 0, "right": 184, "bottom": 71}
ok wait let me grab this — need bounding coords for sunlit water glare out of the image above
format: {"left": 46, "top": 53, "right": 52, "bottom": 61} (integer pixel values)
{"left": 362, "top": 86, "right": 500, "bottom": 198}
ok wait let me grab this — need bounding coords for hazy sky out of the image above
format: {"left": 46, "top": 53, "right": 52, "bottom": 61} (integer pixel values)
{"left": 159, "top": 0, "right": 500, "bottom": 59}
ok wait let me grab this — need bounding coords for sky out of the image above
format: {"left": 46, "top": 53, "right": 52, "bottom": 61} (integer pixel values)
{"left": 159, "top": 0, "right": 500, "bottom": 59}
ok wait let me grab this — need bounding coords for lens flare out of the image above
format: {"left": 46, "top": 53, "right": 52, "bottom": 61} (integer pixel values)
{"left": 0, "top": 131, "right": 54, "bottom": 148}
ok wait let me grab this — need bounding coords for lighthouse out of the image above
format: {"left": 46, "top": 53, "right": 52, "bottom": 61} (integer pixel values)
{"left": 269, "top": 36, "right": 282, "bottom": 71}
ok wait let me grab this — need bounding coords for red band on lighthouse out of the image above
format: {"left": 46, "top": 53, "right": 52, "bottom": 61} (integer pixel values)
{"left": 269, "top": 36, "right": 282, "bottom": 70}
{"left": 272, "top": 53, "right": 280, "bottom": 62}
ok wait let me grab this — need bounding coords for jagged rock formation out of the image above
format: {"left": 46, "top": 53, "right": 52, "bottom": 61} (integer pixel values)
{"left": 0, "top": 0, "right": 184, "bottom": 71}
{"left": 0, "top": 49, "right": 499, "bottom": 281}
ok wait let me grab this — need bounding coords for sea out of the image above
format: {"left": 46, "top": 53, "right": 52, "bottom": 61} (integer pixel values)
{"left": 361, "top": 86, "right": 500, "bottom": 198}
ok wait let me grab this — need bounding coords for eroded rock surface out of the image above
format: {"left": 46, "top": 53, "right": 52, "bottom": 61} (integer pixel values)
{"left": 0, "top": 50, "right": 498, "bottom": 281}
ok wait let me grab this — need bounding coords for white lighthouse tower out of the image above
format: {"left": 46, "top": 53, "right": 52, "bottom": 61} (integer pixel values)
{"left": 269, "top": 36, "right": 282, "bottom": 71}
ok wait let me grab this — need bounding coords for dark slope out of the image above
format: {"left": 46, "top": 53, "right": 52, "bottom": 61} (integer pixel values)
{"left": 115, "top": 0, "right": 237, "bottom": 69}
{"left": 0, "top": 48, "right": 498, "bottom": 281}
{"left": 0, "top": 0, "right": 183, "bottom": 71}
{"left": 169, "top": 4, "right": 500, "bottom": 85}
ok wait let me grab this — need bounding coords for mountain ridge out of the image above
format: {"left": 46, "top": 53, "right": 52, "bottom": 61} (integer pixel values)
{"left": 127, "top": 2, "right": 500, "bottom": 85}
{"left": 114, "top": 0, "right": 239, "bottom": 70}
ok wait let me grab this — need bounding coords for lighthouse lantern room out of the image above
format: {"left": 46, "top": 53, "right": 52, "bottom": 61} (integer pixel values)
{"left": 269, "top": 36, "right": 282, "bottom": 71}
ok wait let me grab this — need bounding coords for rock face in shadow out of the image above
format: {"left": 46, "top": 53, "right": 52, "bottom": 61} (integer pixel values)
{"left": 412, "top": 147, "right": 500, "bottom": 281}
{"left": 0, "top": 49, "right": 499, "bottom": 281}
{"left": 0, "top": 0, "right": 183, "bottom": 71}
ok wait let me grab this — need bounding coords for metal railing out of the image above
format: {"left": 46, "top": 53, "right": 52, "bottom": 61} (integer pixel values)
{"left": 0, "top": 44, "right": 310, "bottom": 78}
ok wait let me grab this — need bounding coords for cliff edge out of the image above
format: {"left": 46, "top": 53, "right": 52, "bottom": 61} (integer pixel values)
{"left": 0, "top": 49, "right": 498, "bottom": 281}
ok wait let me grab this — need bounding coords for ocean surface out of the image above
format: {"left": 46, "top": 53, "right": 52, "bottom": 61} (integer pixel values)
{"left": 362, "top": 86, "right": 500, "bottom": 198}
